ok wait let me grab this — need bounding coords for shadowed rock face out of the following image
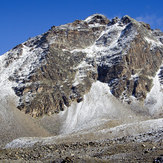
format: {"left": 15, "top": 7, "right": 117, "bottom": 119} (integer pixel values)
{"left": 2, "top": 14, "right": 163, "bottom": 117}
{"left": 98, "top": 34, "right": 163, "bottom": 101}
{"left": 11, "top": 19, "right": 102, "bottom": 116}
{"left": 17, "top": 49, "right": 97, "bottom": 117}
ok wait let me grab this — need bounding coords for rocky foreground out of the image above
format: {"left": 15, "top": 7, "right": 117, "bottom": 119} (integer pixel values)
{"left": 0, "top": 129, "right": 162, "bottom": 163}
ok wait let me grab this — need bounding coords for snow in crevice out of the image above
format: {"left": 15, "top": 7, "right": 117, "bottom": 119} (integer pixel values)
{"left": 88, "top": 23, "right": 105, "bottom": 28}
{"left": 72, "top": 60, "right": 96, "bottom": 86}
{"left": 145, "top": 64, "right": 163, "bottom": 116}
{"left": 130, "top": 73, "right": 139, "bottom": 80}
{"left": 120, "top": 87, "right": 129, "bottom": 103}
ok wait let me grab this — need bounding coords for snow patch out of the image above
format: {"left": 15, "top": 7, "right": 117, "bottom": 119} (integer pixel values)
{"left": 5, "top": 137, "right": 41, "bottom": 149}
{"left": 144, "top": 37, "right": 162, "bottom": 49}
{"left": 72, "top": 60, "right": 96, "bottom": 86}
{"left": 130, "top": 73, "right": 139, "bottom": 80}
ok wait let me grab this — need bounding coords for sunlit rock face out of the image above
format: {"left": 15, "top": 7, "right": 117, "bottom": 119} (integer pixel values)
{"left": 0, "top": 14, "right": 163, "bottom": 117}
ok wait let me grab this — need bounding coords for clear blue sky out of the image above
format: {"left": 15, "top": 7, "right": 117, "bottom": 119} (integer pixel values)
{"left": 0, "top": 0, "right": 163, "bottom": 55}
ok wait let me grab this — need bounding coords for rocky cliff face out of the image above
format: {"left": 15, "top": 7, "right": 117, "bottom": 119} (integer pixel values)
{"left": 0, "top": 14, "right": 163, "bottom": 117}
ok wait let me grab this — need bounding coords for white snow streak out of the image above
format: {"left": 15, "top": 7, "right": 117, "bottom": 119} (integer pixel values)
{"left": 145, "top": 65, "right": 163, "bottom": 116}
{"left": 144, "top": 37, "right": 162, "bottom": 49}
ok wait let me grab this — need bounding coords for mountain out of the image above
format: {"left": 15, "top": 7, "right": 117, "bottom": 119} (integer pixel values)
{"left": 0, "top": 14, "right": 163, "bottom": 162}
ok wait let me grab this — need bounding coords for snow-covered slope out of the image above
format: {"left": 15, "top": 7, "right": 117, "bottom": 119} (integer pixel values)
{"left": 145, "top": 64, "right": 163, "bottom": 116}
{"left": 0, "top": 35, "right": 48, "bottom": 105}
{"left": 59, "top": 81, "right": 144, "bottom": 134}
{"left": 0, "top": 36, "right": 50, "bottom": 147}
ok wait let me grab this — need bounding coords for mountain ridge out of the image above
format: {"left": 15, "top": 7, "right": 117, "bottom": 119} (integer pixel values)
{"left": 0, "top": 14, "right": 163, "bottom": 162}
{"left": 1, "top": 14, "right": 162, "bottom": 117}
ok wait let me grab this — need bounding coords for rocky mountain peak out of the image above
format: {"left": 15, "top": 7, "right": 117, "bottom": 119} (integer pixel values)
{"left": 121, "top": 15, "right": 134, "bottom": 24}
{"left": 1, "top": 13, "right": 163, "bottom": 163}
{"left": 84, "top": 14, "right": 110, "bottom": 25}
{"left": 0, "top": 14, "right": 163, "bottom": 118}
